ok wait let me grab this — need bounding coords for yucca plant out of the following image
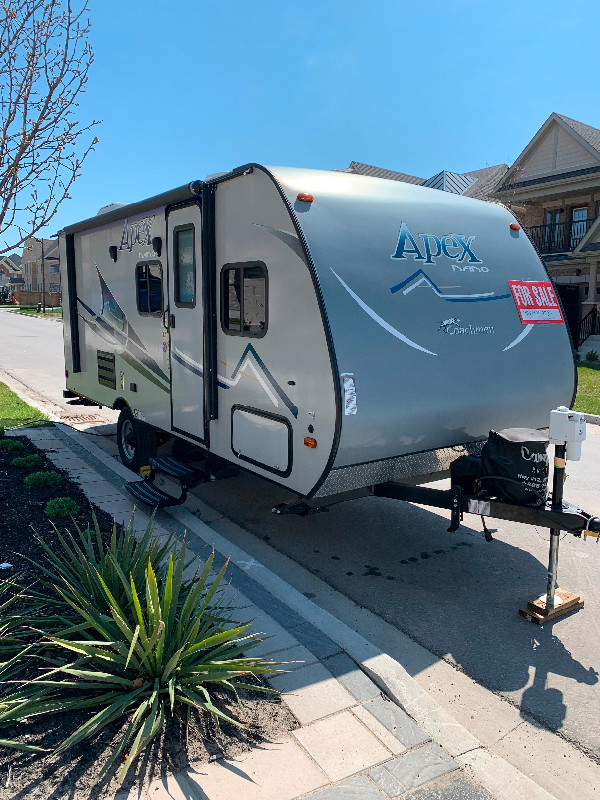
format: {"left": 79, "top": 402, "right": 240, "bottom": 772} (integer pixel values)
{"left": 0, "top": 580, "right": 49, "bottom": 752}
{"left": 2, "top": 538, "right": 281, "bottom": 784}
{"left": 0, "top": 579, "right": 30, "bottom": 675}
{"left": 30, "top": 512, "right": 174, "bottom": 616}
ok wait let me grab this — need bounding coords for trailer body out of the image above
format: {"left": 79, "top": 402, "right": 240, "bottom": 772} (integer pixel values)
{"left": 59, "top": 165, "right": 576, "bottom": 498}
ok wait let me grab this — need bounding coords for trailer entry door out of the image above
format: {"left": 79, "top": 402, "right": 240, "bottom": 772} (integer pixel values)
{"left": 167, "top": 203, "right": 205, "bottom": 442}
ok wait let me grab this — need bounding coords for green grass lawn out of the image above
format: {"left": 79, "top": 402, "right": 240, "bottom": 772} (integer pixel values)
{"left": 574, "top": 363, "right": 600, "bottom": 416}
{"left": 16, "top": 307, "right": 62, "bottom": 317}
{"left": 0, "top": 381, "right": 48, "bottom": 430}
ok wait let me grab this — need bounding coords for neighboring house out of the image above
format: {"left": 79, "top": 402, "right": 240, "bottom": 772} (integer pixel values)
{"left": 21, "top": 237, "right": 60, "bottom": 294}
{"left": 0, "top": 254, "right": 23, "bottom": 291}
{"left": 493, "top": 113, "right": 600, "bottom": 347}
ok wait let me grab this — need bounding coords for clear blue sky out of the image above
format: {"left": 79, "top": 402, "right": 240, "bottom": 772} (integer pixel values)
{"left": 27, "top": 0, "right": 600, "bottom": 240}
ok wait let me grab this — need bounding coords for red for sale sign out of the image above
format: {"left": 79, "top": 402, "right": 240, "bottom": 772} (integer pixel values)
{"left": 508, "top": 280, "right": 564, "bottom": 324}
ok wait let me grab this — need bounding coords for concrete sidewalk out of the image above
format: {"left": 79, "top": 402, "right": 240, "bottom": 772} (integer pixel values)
{"left": 8, "top": 420, "right": 565, "bottom": 800}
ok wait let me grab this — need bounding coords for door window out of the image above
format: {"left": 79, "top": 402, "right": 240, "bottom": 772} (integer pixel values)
{"left": 544, "top": 209, "right": 560, "bottom": 249}
{"left": 174, "top": 226, "right": 195, "bottom": 306}
{"left": 221, "top": 262, "right": 267, "bottom": 336}
{"left": 136, "top": 262, "right": 163, "bottom": 314}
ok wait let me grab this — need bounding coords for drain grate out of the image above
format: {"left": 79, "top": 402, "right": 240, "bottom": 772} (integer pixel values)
{"left": 59, "top": 413, "right": 106, "bottom": 423}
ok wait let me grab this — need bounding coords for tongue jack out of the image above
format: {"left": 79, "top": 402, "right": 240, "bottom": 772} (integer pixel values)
{"left": 519, "top": 407, "right": 587, "bottom": 624}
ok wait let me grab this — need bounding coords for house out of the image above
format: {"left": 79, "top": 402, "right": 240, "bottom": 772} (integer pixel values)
{"left": 0, "top": 254, "right": 23, "bottom": 294}
{"left": 20, "top": 237, "right": 61, "bottom": 296}
{"left": 492, "top": 113, "right": 600, "bottom": 349}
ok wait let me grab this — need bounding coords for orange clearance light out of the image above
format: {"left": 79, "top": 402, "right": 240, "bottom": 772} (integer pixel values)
{"left": 304, "top": 437, "right": 317, "bottom": 448}
{"left": 297, "top": 192, "right": 314, "bottom": 203}
{"left": 510, "top": 223, "right": 521, "bottom": 231}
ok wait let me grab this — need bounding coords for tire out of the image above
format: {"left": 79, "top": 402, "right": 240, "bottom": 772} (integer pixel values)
{"left": 116, "top": 407, "right": 157, "bottom": 472}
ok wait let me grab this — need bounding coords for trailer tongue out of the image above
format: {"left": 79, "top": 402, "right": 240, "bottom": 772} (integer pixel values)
{"left": 274, "top": 406, "right": 600, "bottom": 624}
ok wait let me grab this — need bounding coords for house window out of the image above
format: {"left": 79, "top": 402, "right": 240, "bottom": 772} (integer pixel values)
{"left": 48, "top": 283, "right": 60, "bottom": 294}
{"left": 544, "top": 209, "right": 561, "bottom": 249}
{"left": 221, "top": 262, "right": 267, "bottom": 337}
{"left": 48, "top": 264, "right": 60, "bottom": 274}
{"left": 570, "top": 207, "right": 588, "bottom": 249}
{"left": 173, "top": 226, "right": 195, "bottom": 306}
{"left": 136, "top": 262, "right": 163, "bottom": 314}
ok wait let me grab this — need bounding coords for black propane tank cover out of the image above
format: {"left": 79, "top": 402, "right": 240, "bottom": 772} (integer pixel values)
{"left": 480, "top": 428, "right": 549, "bottom": 507}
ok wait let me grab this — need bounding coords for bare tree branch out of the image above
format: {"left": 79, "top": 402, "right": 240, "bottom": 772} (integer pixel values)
{"left": 0, "top": 0, "right": 99, "bottom": 254}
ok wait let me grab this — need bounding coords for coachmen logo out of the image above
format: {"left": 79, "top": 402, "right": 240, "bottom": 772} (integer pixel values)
{"left": 391, "top": 222, "right": 482, "bottom": 266}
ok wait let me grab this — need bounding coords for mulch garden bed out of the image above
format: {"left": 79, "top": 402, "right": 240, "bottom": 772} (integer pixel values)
{"left": 0, "top": 431, "right": 298, "bottom": 800}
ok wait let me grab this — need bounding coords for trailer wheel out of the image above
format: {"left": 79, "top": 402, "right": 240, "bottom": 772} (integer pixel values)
{"left": 117, "top": 407, "right": 157, "bottom": 472}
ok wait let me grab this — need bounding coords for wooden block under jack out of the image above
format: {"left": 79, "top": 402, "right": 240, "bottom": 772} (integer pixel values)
{"left": 519, "top": 588, "right": 584, "bottom": 625}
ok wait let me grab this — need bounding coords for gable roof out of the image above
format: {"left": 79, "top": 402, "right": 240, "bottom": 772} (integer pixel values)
{"left": 343, "top": 161, "right": 424, "bottom": 185}
{"left": 495, "top": 113, "right": 600, "bottom": 192}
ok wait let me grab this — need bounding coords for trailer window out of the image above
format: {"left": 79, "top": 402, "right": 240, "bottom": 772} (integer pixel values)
{"left": 174, "top": 226, "right": 195, "bottom": 306}
{"left": 221, "top": 262, "right": 267, "bottom": 337}
{"left": 136, "top": 262, "right": 163, "bottom": 314}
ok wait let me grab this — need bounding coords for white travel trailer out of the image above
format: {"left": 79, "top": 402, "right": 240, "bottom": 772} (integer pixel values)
{"left": 59, "top": 164, "right": 577, "bottom": 507}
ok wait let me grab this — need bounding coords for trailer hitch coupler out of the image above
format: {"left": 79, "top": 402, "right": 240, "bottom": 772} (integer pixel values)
{"left": 587, "top": 517, "right": 600, "bottom": 534}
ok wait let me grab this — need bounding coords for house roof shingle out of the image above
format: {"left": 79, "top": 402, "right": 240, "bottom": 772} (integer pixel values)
{"left": 556, "top": 114, "right": 600, "bottom": 156}
{"left": 342, "top": 160, "right": 507, "bottom": 202}
{"left": 461, "top": 164, "right": 509, "bottom": 200}
{"left": 344, "top": 161, "right": 425, "bottom": 185}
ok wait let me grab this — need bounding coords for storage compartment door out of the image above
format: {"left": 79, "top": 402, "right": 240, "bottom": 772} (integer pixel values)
{"left": 231, "top": 407, "right": 291, "bottom": 476}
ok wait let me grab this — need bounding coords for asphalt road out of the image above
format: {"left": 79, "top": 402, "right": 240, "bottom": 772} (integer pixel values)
{"left": 0, "top": 310, "right": 73, "bottom": 410}
{"left": 1, "top": 309, "right": 600, "bottom": 761}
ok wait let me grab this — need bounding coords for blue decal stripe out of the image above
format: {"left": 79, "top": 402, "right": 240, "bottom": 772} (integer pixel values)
{"left": 444, "top": 294, "right": 511, "bottom": 302}
{"left": 390, "top": 269, "right": 510, "bottom": 302}
{"left": 172, "top": 351, "right": 202, "bottom": 377}
{"left": 231, "top": 344, "right": 299, "bottom": 418}
{"left": 172, "top": 351, "right": 229, "bottom": 389}
{"left": 77, "top": 296, "right": 96, "bottom": 316}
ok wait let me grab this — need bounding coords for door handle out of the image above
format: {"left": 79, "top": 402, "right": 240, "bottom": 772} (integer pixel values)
{"left": 169, "top": 314, "right": 175, "bottom": 328}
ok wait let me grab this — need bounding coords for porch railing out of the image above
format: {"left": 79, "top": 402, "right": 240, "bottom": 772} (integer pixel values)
{"left": 577, "top": 305, "right": 600, "bottom": 348}
{"left": 526, "top": 217, "right": 597, "bottom": 255}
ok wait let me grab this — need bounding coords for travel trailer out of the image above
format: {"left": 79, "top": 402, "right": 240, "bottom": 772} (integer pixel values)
{"left": 59, "top": 164, "right": 576, "bottom": 507}
{"left": 60, "top": 165, "right": 600, "bottom": 622}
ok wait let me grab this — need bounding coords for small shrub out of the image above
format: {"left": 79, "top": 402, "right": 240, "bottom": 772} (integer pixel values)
{"left": 10, "top": 454, "right": 42, "bottom": 469}
{"left": 44, "top": 497, "right": 79, "bottom": 518}
{"left": 0, "top": 439, "right": 23, "bottom": 452}
{"left": 0, "top": 426, "right": 4, "bottom": 438}
{"left": 585, "top": 349, "right": 599, "bottom": 362}
{"left": 0, "top": 532, "right": 281, "bottom": 783}
{"left": 24, "top": 470, "right": 61, "bottom": 488}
